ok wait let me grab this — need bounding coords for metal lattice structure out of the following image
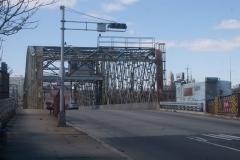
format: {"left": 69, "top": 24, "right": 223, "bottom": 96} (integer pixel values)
{"left": 23, "top": 36, "right": 166, "bottom": 109}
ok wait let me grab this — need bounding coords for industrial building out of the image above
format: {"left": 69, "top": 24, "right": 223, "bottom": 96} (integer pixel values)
{"left": 175, "top": 77, "right": 231, "bottom": 111}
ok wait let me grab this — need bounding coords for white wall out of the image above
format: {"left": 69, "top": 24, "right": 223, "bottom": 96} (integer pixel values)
{"left": 176, "top": 79, "right": 232, "bottom": 112}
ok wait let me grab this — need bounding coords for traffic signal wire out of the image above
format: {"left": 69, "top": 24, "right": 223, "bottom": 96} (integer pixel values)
{"left": 65, "top": 7, "right": 116, "bottom": 23}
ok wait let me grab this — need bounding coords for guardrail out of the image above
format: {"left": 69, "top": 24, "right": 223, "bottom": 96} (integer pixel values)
{"left": 160, "top": 102, "right": 204, "bottom": 112}
{"left": 97, "top": 36, "right": 155, "bottom": 48}
{"left": 0, "top": 98, "right": 15, "bottom": 122}
{"left": 206, "top": 93, "right": 240, "bottom": 114}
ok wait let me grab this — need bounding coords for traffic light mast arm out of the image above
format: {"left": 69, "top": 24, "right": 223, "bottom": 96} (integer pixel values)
{"left": 64, "top": 21, "right": 127, "bottom": 32}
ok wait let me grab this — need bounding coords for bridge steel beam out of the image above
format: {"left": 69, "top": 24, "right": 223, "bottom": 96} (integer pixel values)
{"left": 23, "top": 38, "right": 166, "bottom": 108}
{"left": 23, "top": 47, "right": 43, "bottom": 109}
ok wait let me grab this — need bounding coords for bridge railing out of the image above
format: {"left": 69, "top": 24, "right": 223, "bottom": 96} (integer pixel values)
{"left": 206, "top": 93, "right": 240, "bottom": 114}
{"left": 0, "top": 98, "right": 15, "bottom": 122}
{"left": 97, "top": 36, "right": 155, "bottom": 48}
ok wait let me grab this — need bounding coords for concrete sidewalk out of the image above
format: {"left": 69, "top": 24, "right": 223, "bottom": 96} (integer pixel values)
{"left": 0, "top": 109, "right": 125, "bottom": 160}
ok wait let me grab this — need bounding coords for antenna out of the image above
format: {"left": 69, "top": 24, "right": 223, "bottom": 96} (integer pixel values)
{"left": 190, "top": 69, "right": 192, "bottom": 81}
{"left": 184, "top": 65, "right": 191, "bottom": 83}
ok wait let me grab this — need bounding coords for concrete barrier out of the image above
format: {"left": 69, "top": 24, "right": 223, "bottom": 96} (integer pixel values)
{"left": 160, "top": 102, "right": 204, "bottom": 112}
{"left": 79, "top": 102, "right": 156, "bottom": 110}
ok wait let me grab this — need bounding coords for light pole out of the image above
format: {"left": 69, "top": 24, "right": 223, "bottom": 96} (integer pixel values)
{"left": 58, "top": 5, "right": 66, "bottom": 126}
{"left": 58, "top": 5, "right": 127, "bottom": 126}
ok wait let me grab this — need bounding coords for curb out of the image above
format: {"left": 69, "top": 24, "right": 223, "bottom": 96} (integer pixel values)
{"left": 159, "top": 109, "right": 205, "bottom": 115}
{"left": 205, "top": 113, "right": 240, "bottom": 120}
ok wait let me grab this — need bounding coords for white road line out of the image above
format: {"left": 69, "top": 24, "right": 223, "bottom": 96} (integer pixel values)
{"left": 66, "top": 122, "right": 134, "bottom": 160}
{"left": 188, "top": 136, "right": 240, "bottom": 152}
{"left": 219, "top": 134, "right": 240, "bottom": 140}
{"left": 188, "top": 136, "right": 208, "bottom": 142}
{"left": 202, "top": 134, "right": 232, "bottom": 140}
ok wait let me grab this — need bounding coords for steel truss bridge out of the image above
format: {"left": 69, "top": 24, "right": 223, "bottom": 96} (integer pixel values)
{"left": 23, "top": 36, "right": 166, "bottom": 109}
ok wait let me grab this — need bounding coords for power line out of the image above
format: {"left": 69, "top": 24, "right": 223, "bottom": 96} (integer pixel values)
{"left": 65, "top": 7, "right": 115, "bottom": 23}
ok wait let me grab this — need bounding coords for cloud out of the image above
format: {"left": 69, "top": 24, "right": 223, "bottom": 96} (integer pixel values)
{"left": 126, "top": 21, "right": 136, "bottom": 26}
{"left": 156, "top": 40, "right": 177, "bottom": 48}
{"left": 215, "top": 19, "right": 240, "bottom": 29}
{"left": 177, "top": 36, "right": 240, "bottom": 52}
{"left": 127, "top": 30, "right": 143, "bottom": 36}
{"left": 119, "top": 0, "right": 139, "bottom": 5}
{"left": 158, "top": 36, "right": 240, "bottom": 52}
{"left": 129, "top": 30, "right": 135, "bottom": 35}
{"left": 101, "top": 2, "right": 125, "bottom": 12}
{"left": 10, "top": 0, "right": 77, "bottom": 9}
{"left": 54, "top": 0, "right": 77, "bottom": 7}
{"left": 101, "top": 0, "right": 138, "bottom": 12}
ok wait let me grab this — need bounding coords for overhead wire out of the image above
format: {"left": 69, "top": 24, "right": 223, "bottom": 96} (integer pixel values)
{"left": 65, "top": 7, "right": 115, "bottom": 23}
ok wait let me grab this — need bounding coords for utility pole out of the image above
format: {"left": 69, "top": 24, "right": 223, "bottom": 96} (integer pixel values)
{"left": 58, "top": 5, "right": 127, "bottom": 126}
{"left": 230, "top": 56, "right": 231, "bottom": 83}
{"left": 58, "top": 5, "right": 66, "bottom": 126}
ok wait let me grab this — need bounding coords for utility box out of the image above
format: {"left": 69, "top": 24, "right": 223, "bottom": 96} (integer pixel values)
{"left": 176, "top": 77, "right": 231, "bottom": 111}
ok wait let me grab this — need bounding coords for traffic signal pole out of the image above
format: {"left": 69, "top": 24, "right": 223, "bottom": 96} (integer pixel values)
{"left": 57, "top": 5, "right": 127, "bottom": 126}
{"left": 58, "top": 5, "right": 66, "bottom": 126}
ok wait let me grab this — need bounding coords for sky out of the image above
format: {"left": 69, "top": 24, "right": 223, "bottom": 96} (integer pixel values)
{"left": 3, "top": 0, "right": 240, "bottom": 87}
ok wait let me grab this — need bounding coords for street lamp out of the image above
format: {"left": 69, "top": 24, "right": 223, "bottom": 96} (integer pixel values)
{"left": 58, "top": 6, "right": 127, "bottom": 126}
{"left": 58, "top": 5, "right": 66, "bottom": 126}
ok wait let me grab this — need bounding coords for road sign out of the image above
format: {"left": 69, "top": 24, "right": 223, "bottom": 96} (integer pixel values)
{"left": 224, "top": 99, "right": 228, "bottom": 110}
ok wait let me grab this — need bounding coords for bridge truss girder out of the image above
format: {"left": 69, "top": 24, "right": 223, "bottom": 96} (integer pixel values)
{"left": 23, "top": 42, "right": 165, "bottom": 108}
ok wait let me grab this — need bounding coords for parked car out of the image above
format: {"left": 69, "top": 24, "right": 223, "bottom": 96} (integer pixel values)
{"left": 66, "top": 102, "right": 78, "bottom": 110}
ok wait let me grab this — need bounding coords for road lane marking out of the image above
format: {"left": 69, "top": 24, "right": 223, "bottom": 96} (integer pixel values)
{"left": 67, "top": 122, "right": 134, "bottom": 160}
{"left": 188, "top": 136, "right": 208, "bottom": 142}
{"left": 219, "top": 134, "right": 240, "bottom": 140}
{"left": 202, "top": 134, "right": 240, "bottom": 140}
{"left": 187, "top": 136, "right": 240, "bottom": 152}
{"left": 202, "top": 134, "right": 232, "bottom": 140}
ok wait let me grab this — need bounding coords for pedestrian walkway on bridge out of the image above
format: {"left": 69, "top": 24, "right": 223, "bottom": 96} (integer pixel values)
{"left": 0, "top": 109, "right": 124, "bottom": 160}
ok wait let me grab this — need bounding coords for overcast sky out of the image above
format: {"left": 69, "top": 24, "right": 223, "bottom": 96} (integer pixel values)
{"left": 3, "top": 0, "right": 240, "bottom": 86}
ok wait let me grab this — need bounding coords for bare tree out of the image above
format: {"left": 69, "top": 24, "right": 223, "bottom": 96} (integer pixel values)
{"left": 0, "top": 0, "right": 58, "bottom": 36}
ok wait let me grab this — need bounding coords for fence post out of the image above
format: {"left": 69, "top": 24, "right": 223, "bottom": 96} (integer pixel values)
{"left": 231, "top": 94, "right": 237, "bottom": 114}
{"left": 214, "top": 97, "right": 218, "bottom": 114}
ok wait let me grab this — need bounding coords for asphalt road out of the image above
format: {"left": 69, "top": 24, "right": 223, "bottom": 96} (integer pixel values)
{"left": 66, "top": 110, "right": 240, "bottom": 160}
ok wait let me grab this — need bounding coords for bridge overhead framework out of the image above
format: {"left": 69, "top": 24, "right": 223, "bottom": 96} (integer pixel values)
{"left": 23, "top": 36, "right": 166, "bottom": 109}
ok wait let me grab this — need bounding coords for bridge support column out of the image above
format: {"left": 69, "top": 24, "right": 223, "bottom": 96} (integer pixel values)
{"left": 95, "top": 80, "right": 102, "bottom": 105}
{"left": 23, "top": 46, "right": 43, "bottom": 109}
{"left": 155, "top": 50, "right": 163, "bottom": 109}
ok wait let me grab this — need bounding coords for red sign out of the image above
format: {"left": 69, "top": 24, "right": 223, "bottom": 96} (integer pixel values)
{"left": 224, "top": 99, "right": 228, "bottom": 110}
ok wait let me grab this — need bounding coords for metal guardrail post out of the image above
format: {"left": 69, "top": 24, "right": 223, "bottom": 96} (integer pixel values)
{"left": 231, "top": 94, "right": 237, "bottom": 114}
{"left": 214, "top": 97, "right": 218, "bottom": 114}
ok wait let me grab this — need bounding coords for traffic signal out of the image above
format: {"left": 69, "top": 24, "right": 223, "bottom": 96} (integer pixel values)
{"left": 108, "top": 23, "right": 127, "bottom": 29}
